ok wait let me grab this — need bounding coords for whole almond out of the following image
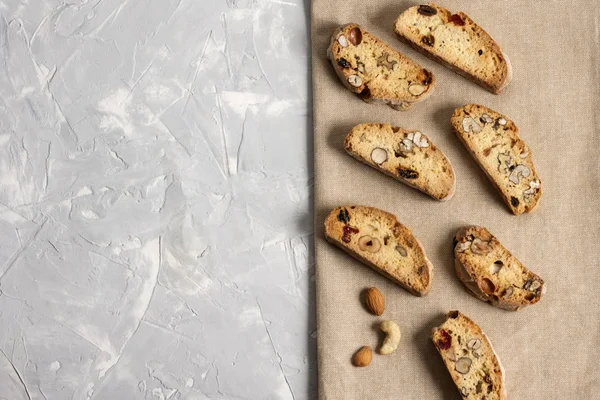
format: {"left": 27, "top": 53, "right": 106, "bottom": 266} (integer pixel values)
{"left": 364, "top": 287, "right": 385, "bottom": 316}
{"left": 352, "top": 346, "right": 372, "bottom": 367}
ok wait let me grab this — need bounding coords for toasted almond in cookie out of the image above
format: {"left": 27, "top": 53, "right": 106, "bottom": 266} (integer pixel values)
{"left": 454, "top": 226, "right": 545, "bottom": 311}
{"left": 324, "top": 206, "right": 433, "bottom": 296}
{"left": 344, "top": 123, "right": 455, "bottom": 200}
{"left": 327, "top": 24, "right": 436, "bottom": 110}
{"left": 451, "top": 104, "right": 542, "bottom": 215}
{"left": 432, "top": 311, "right": 507, "bottom": 400}
{"left": 394, "top": 3, "right": 512, "bottom": 94}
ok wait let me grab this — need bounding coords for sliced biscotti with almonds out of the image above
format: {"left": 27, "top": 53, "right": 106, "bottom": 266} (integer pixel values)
{"left": 454, "top": 226, "right": 545, "bottom": 311}
{"left": 324, "top": 206, "right": 433, "bottom": 296}
{"left": 432, "top": 311, "right": 507, "bottom": 400}
{"left": 451, "top": 104, "right": 542, "bottom": 215}
{"left": 394, "top": 3, "right": 512, "bottom": 94}
{"left": 327, "top": 24, "right": 436, "bottom": 111}
{"left": 344, "top": 123, "right": 455, "bottom": 200}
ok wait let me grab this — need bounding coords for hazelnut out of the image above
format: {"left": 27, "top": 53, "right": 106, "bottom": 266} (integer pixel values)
{"left": 337, "top": 35, "right": 348, "bottom": 48}
{"left": 480, "top": 113, "right": 493, "bottom": 124}
{"left": 348, "top": 75, "right": 362, "bottom": 88}
{"left": 455, "top": 357, "right": 472, "bottom": 374}
{"left": 467, "top": 338, "right": 482, "bottom": 350}
{"left": 480, "top": 278, "right": 496, "bottom": 295}
{"left": 411, "top": 131, "right": 429, "bottom": 148}
{"left": 490, "top": 260, "right": 503, "bottom": 275}
{"left": 358, "top": 236, "right": 381, "bottom": 253}
{"left": 395, "top": 245, "right": 408, "bottom": 257}
{"left": 446, "top": 345, "right": 458, "bottom": 361}
{"left": 408, "top": 83, "right": 426, "bottom": 96}
{"left": 348, "top": 27, "right": 362, "bottom": 46}
{"left": 370, "top": 147, "right": 388, "bottom": 165}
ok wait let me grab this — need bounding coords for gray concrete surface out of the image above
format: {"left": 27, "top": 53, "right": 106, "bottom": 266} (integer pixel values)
{"left": 0, "top": 0, "right": 315, "bottom": 398}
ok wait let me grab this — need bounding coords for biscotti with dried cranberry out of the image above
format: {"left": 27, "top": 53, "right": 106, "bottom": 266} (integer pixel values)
{"left": 344, "top": 123, "right": 455, "bottom": 200}
{"left": 451, "top": 104, "right": 542, "bottom": 215}
{"left": 394, "top": 3, "right": 512, "bottom": 94}
{"left": 432, "top": 311, "right": 507, "bottom": 400}
{"left": 454, "top": 226, "right": 545, "bottom": 311}
{"left": 324, "top": 206, "right": 433, "bottom": 296}
{"left": 327, "top": 24, "right": 436, "bottom": 110}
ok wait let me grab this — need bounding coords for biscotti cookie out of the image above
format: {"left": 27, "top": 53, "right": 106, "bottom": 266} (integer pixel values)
{"left": 451, "top": 104, "right": 542, "bottom": 215}
{"left": 454, "top": 226, "right": 545, "bottom": 311}
{"left": 324, "top": 206, "right": 433, "bottom": 296}
{"left": 432, "top": 311, "right": 507, "bottom": 400}
{"left": 344, "top": 123, "right": 455, "bottom": 200}
{"left": 327, "top": 24, "right": 436, "bottom": 110}
{"left": 394, "top": 3, "right": 512, "bottom": 94}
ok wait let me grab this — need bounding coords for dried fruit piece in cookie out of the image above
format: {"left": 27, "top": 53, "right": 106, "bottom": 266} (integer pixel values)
{"left": 454, "top": 226, "right": 546, "bottom": 311}
{"left": 394, "top": 3, "right": 512, "bottom": 94}
{"left": 327, "top": 24, "right": 436, "bottom": 111}
{"left": 324, "top": 206, "right": 433, "bottom": 296}
{"left": 451, "top": 104, "right": 542, "bottom": 215}
{"left": 432, "top": 311, "right": 507, "bottom": 400}
{"left": 344, "top": 123, "right": 455, "bottom": 200}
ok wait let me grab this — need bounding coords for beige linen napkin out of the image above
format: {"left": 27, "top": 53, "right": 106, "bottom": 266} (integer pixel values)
{"left": 311, "top": 1, "right": 600, "bottom": 398}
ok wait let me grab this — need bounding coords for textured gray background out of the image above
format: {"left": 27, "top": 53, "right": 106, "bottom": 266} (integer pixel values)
{"left": 0, "top": 0, "right": 315, "bottom": 399}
